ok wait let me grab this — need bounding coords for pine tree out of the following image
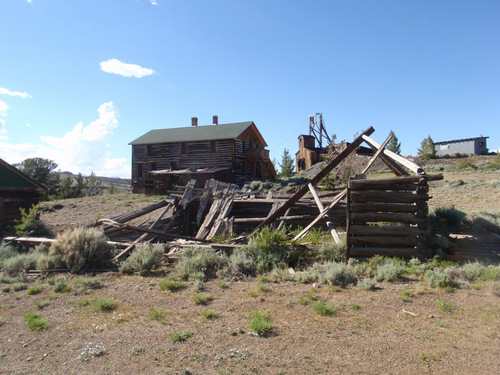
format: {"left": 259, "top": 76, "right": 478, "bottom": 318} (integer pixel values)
{"left": 418, "top": 135, "right": 437, "bottom": 159}
{"left": 278, "top": 148, "right": 295, "bottom": 178}
{"left": 387, "top": 130, "right": 401, "bottom": 154}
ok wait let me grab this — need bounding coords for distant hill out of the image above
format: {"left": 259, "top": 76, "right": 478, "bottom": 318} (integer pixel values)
{"left": 59, "top": 171, "right": 131, "bottom": 193}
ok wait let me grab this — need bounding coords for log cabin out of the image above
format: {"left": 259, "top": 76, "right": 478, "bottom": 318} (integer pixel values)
{"left": 0, "top": 158, "right": 47, "bottom": 227}
{"left": 129, "top": 116, "right": 276, "bottom": 194}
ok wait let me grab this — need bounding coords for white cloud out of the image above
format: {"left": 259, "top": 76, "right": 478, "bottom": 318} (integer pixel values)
{"left": 0, "top": 100, "right": 9, "bottom": 116}
{"left": 0, "top": 102, "right": 131, "bottom": 178}
{"left": 100, "top": 58, "right": 154, "bottom": 78}
{"left": 150, "top": 0, "right": 158, "bottom": 5}
{"left": 0, "top": 87, "right": 31, "bottom": 99}
{"left": 0, "top": 119, "right": 8, "bottom": 140}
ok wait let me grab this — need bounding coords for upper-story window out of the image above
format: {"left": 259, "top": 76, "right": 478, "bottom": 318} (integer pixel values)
{"left": 151, "top": 162, "right": 157, "bottom": 171}
{"left": 210, "top": 140, "right": 216, "bottom": 153}
{"left": 147, "top": 145, "right": 153, "bottom": 157}
{"left": 181, "top": 142, "right": 186, "bottom": 155}
{"left": 137, "top": 163, "right": 143, "bottom": 178}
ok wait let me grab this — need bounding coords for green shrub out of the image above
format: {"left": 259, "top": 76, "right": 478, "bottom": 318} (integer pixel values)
{"left": 217, "top": 247, "right": 257, "bottom": 279}
{"left": 93, "top": 297, "right": 117, "bottom": 312}
{"left": 54, "top": 280, "right": 70, "bottom": 293}
{"left": 14, "top": 204, "right": 51, "bottom": 237}
{"left": 297, "top": 261, "right": 357, "bottom": 286}
{"left": 158, "top": 279, "right": 186, "bottom": 292}
{"left": 23, "top": 310, "right": 50, "bottom": 332}
{"left": 435, "top": 298, "right": 454, "bottom": 312}
{"left": 424, "top": 269, "right": 454, "bottom": 289}
{"left": 250, "top": 227, "right": 301, "bottom": 272}
{"left": 191, "top": 293, "right": 213, "bottom": 305}
{"left": 49, "top": 228, "right": 114, "bottom": 273}
{"left": 357, "top": 279, "right": 375, "bottom": 291}
{"left": 200, "top": 309, "right": 219, "bottom": 319}
{"left": 119, "top": 244, "right": 164, "bottom": 276}
{"left": 249, "top": 311, "right": 272, "bottom": 336}
{"left": 0, "top": 272, "right": 17, "bottom": 284}
{"left": 76, "top": 277, "right": 102, "bottom": 290}
{"left": 170, "top": 330, "right": 193, "bottom": 342}
{"left": 312, "top": 301, "right": 338, "bottom": 316}
{"left": 26, "top": 285, "right": 43, "bottom": 295}
{"left": 317, "top": 241, "right": 346, "bottom": 262}
{"left": 456, "top": 160, "right": 477, "bottom": 170}
{"left": 481, "top": 265, "right": 500, "bottom": 281}
{"left": 12, "top": 283, "right": 28, "bottom": 291}
{"left": 175, "top": 247, "right": 228, "bottom": 280}
{"left": 149, "top": 308, "right": 167, "bottom": 323}
{"left": 430, "top": 207, "right": 467, "bottom": 234}
{"left": 374, "top": 259, "right": 405, "bottom": 282}
{"left": 488, "top": 155, "right": 500, "bottom": 170}
{"left": 0, "top": 243, "right": 19, "bottom": 269}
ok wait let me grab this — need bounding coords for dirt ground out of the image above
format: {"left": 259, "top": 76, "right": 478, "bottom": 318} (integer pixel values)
{"left": 1, "top": 275, "right": 499, "bottom": 375}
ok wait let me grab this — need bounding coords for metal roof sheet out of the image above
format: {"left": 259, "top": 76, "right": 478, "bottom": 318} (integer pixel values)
{"left": 129, "top": 121, "right": 254, "bottom": 145}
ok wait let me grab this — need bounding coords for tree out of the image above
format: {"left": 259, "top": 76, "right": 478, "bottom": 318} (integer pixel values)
{"left": 14, "top": 157, "right": 60, "bottom": 195}
{"left": 387, "top": 130, "right": 401, "bottom": 154}
{"left": 278, "top": 148, "right": 295, "bottom": 178}
{"left": 418, "top": 135, "right": 437, "bottom": 159}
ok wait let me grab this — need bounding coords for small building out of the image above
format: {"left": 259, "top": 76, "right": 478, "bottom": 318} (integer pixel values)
{"left": 435, "top": 136, "right": 489, "bottom": 156}
{"left": 0, "top": 158, "right": 47, "bottom": 227}
{"left": 129, "top": 117, "right": 276, "bottom": 194}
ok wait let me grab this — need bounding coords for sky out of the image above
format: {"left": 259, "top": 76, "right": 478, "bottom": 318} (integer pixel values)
{"left": 1, "top": 0, "right": 499, "bottom": 179}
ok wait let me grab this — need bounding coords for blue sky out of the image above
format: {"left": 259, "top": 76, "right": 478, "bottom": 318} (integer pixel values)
{"left": 1, "top": 0, "right": 499, "bottom": 178}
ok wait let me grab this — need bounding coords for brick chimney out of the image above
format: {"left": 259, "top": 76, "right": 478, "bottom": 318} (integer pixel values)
{"left": 212, "top": 115, "right": 218, "bottom": 125}
{"left": 191, "top": 117, "right": 198, "bottom": 127}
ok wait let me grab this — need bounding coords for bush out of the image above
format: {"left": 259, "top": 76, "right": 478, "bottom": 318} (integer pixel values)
{"left": 374, "top": 259, "right": 405, "bottom": 282}
{"left": 357, "top": 279, "right": 376, "bottom": 291}
{"left": 175, "top": 247, "right": 228, "bottom": 280}
{"left": 23, "top": 310, "right": 50, "bottom": 332}
{"left": 249, "top": 311, "right": 272, "bottom": 336}
{"left": 49, "top": 228, "right": 114, "bottom": 273}
{"left": 158, "top": 280, "right": 186, "bottom": 292}
{"left": 312, "top": 301, "right": 338, "bottom": 316}
{"left": 26, "top": 285, "right": 43, "bottom": 295}
{"left": 317, "top": 241, "right": 346, "bottom": 262}
{"left": 119, "top": 244, "right": 164, "bottom": 276}
{"left": 217, "top": 247, "right": 257, "bottom": 279}
{"left": 424, "top": 269, "right": 454, "bottom": 289}
{"left": 93, "top": 297, "right": 117, "bottom": 312}
{"left": 191, "top": 293, "right": 213, "bottom": 305}
{"left": 430, "top": 207, "right": 467, "bottom": 234}
{"left": 456, "top": 160, "right": 477, "bottom": 170}
{"left": 170, "top": 330, "right": 193, "bottom": 342}
{"left": 14, "top": 204, "right": 51, "bottom": 237}
{"left": 297, "top": 261, "right": 357, "bottom": 286}
{"left": 53, "top": 280, "right": 70, "bottom": 293}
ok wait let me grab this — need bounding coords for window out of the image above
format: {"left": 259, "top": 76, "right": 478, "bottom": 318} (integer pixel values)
{"left": 137, "top": 163, "right": 143, "bottom": 178}
{"left": 210, "top": 140, "right": 216, "bottom": 153}
{"left": 181, "top": 142, "right": 186, "bottom": 154}
{"left": 147, "top": 145, "right": 153, "bottom": 156}
{"left": 151, "top": 162, "right": 157, "bottom": 171}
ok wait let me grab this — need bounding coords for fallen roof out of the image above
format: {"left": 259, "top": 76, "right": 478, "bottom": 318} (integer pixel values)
{"left": 129, "top": 122, "right": 255, "bottom": 145}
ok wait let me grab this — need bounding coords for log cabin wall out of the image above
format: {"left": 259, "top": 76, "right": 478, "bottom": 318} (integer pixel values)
{"left": 346, "top": 176, "right": 431, "bottom": 259}
{"left": 0, "top": 189, "right": 43, "bottom": 226}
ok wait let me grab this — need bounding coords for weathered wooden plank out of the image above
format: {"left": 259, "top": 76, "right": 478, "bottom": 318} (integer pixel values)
{"left": 349, "top": 225, "right": 426, "bottom": 236}
{"left": 362, "top": 135, "right": 424, "bottom": 174}
{"left": 307, "top": 183, "right": 341, "bottom": 244}
{"left": 349, "top": 202, "right": 419, "bottom": 214}
{"left": 349, "top": 212, "right": 426, "bottom": 225}
{"left": 349, "top": 174, "right": 443, "bottom": 189}
{"left": 349, "top": 235, "right": 420, "bottom": 247}
{"left": 349, "top": 191, "right": 428, "bottom": 203}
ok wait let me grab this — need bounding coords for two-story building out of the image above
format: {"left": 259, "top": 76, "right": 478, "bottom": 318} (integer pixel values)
{"left": 129, "top": 117, "right": 276, "bottom": 194}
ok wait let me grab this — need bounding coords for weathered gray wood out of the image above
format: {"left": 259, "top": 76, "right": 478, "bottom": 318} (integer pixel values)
{"left": 248, "top": 126, "right": 375, "bottom": 237}
{"left": 349, "top": 174, "right": 443, "bottom": 189}
{"left": 349, "top": 225, "right": 425, "bottom": 236}
{"left": 3, "top": 236, "right": 131, "bottom": 248}
{"left": 349, "top": 212, "right": 426, "bottom": 225}
{"left": 293, "top": 189, "right": 347, "bottom": 241}
{"left": 362, "top": 135, "right": 424, "bottom": 174}
{"left": 349, "top": 191, "right": 429, "bottom": 203}
{"left": 349, "top": 235, "right": 419, "bottom": 247}
{"left": 307, "top": 183, "right": 341, "bottom": 244}
{"left": 196, "top": 180, "right": 219, "bottom": 225}
{"left": 109, "top": 198, "right": 173, "bottom": 224}
{"left": 233, "top": 214, "right": 309, "bottom": 223}
{"left": 349, "top": 202, "right": 419, "bottom": 214}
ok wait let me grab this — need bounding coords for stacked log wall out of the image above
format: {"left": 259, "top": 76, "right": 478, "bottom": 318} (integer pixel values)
{"left": 346, "top": 176, "right": 431, "bottom": 258}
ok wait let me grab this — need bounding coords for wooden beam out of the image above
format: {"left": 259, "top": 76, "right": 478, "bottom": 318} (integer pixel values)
{"left": 248, "top": 126, "right": 375, "bottom": 237}
{"left": 362, "top": 135, "right": 423, "bottom": 174}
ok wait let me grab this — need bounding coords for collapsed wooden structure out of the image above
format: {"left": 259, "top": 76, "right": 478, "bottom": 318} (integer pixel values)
{"left": 4, "top": 127, "right": 443, "bottom": 261}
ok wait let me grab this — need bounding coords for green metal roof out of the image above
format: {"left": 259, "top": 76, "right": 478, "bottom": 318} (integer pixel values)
{"left": 0, "top": 159, "right": 45, "bottom": 189}
{"left": 129, "top": 121, "right": 254, "bottom": 145}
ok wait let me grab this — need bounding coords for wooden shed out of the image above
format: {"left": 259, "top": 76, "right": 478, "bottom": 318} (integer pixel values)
{"left": 0, "top": 158, "right": 47, "bottom": 227}
{"left": 129, "top": 117, "right": 276, "bottom": 194}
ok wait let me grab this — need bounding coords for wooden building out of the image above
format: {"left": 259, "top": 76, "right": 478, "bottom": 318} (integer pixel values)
{"left": 129, "top": 117, "right": 276, "bottom": 194}
{"left": 0, "top": 158, "right": 47, "bottom": 227}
